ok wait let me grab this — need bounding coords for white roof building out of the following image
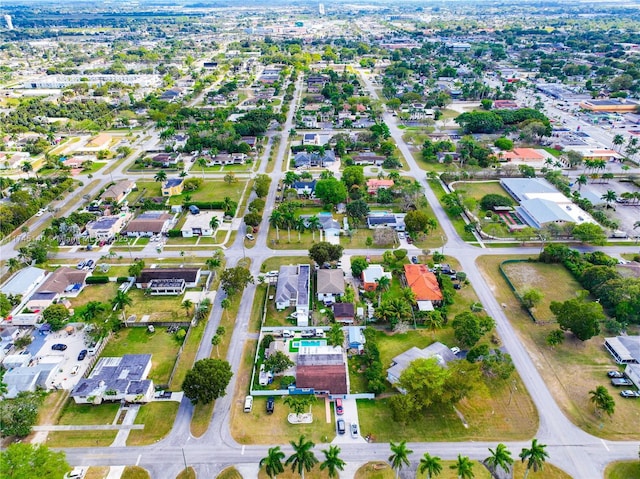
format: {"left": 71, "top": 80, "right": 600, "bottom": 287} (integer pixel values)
{"left": 180, "top": 211, "right": 222, "bottom": 237}
{"left": 0, "top": 266, "right": 47, "bottom": 298}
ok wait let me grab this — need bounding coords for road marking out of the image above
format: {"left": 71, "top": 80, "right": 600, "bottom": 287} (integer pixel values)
{"left": 136, "top": 454, "right": 141, "bottom": 465}
{"left": 241, "top": 445, "right": 245, "bottom": 455}
{"left": 601, "top": 439, "right": 609, "bottom": 451}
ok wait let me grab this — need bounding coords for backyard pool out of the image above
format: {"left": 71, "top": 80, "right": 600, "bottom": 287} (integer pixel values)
{"left": 292, "top": 339, "right": 327, "bottom": 348}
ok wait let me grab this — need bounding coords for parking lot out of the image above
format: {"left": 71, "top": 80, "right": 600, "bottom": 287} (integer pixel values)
{"left": 581, "top": 180, "right": 640, "bottom": 235}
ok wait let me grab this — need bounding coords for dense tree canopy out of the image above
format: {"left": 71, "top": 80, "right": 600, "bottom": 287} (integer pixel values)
{"left": 550, "top": 295, "right": 604, "bottom": 341}
{"left": 182, "top": 358, "right": 233, "bottom": 405}
{"left": 1, "top": 443, "right": 70, "bottom": 479}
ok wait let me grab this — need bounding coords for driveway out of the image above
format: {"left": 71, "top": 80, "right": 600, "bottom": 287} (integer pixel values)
{"left": 331, "top": 397, "right": 367, "bottom": 444}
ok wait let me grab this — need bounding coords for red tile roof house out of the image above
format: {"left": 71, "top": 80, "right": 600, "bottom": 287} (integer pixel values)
{"left": 404, "top": 264, "right": 443, "bottom": 311}
{"left": 497, "top": 148, "right": 545, "bottom": 162}
{"left": 366, "top": 179, "right": 394, "bottom": 195}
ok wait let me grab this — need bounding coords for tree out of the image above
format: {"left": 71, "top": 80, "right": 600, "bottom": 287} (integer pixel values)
{"left": 589, "top": 385, "right": 615, "bottom": 417}
{"left": 519, "top": 439, "right": 549, "bottom": 479}
{"left": 307, "top": 216, "right": 321, "bottom": 241}
{"left": 220, "top": 266, "right": 254, "bottom": 295}
{"left": 154, "top": 170, "right": 167, "bottom": 182}
{"left": 479, "top": 194, "right": 513, "bottom": 211}
{"left": 419, "top": 452, "right": 443, "bottom": 479}
{"left": 264, "top": 351, "right": 295, "bottom": 374}
{"left": 576, "top": 174, "right": 588, "bottom": 191}
{"left": 601, "top": 189, "right": 617, "bottom": 208}
{"left": 326, "top": 322, "right": 344, "bottom": 347}
{"left": 260, "top": 446, "right": 286, "bottom": 479}
{"left": 350, "top": 257, "right": 369, "bottom": 277}
{"left": 494, "top": 137, "right": 513, "bottom": 150}
{"left": 283, "top": 395, "right": 316, "bottom": 418}
{"left": 283, "top": 171, "right": 300, "bottom": 187}
{"left": 521, "top": 288, "right": 543, "bottom": 309}
{"left": 308, "top": 242, "right": 343, "bottom": 266}
{"left": 481, "top": 350, "right": 515, "bottom": 380}
{"left": 111, "top": 290, "right": 132, "bottom": 321}
{"left": 128, "top": 259, "right": 146, "bottom": 278}
{"left": 286, "top": 435, "right": 318, "bottom": 479}
{"left": 182, "top": 299, "right": 193, "bottom": 317}
{"left": 612, "top": 134, "right": 625, "bottom": 152}
{"left": 196, "top": 157, "right": 207, "bottom": 178}
{"left": 404, "top": 210, "right": 434, "bottom": 233}
{"left": 345, "top": 199, "right": 370, "bottom": 224}
{"left": 42, "top": 303, "right": 69, "bottom": 331}
{"left": 254, "top": 174, "right": 271, "bottom": 198}
{"left": 550, "top": 296, "right": 604, "bottom": 341}
{"left": 485, "top": 443, "right": 514, "bottom": 476}
{"left": 546, "top": 329, "right": 565, "bottom": 347}
{"left": 341, "top": 165, "right": 365, "bottom": 188}
{"left": 376, "top": 274, "right": 391, "bottom": 307}
{"left": 378, "top": 297, "right": 412, "bottom": 328}
{"left": 1, "top": 443, "right": 71, "bottom": 479}
{"left": 314, "top": 177, "right": 347, "bottom": 207}
{"left": 571, "top": 223, "right": 607, "bottom": 246}
{"left": 452, "top": 311, "right": 495, "bottom": 348}
{"left": 182, "top": 358, "right": 232, "bottom": 405}
{"left": 210, "top": 215, "right": 220, "bottom": 231}
{"left": 388, "top": 441, "right": 413, "bottom": 479}
{"left": 450, "top": 455, "right": 474, "bottom": 479}
{"left": 0, "top": 391, "right": 43, "bottom": 437}
{"left": 320, "top": 445, "right": 345, "bottom": 478}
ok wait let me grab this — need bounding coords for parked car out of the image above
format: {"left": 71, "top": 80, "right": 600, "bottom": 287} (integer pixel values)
{"left": 70, "top": 365, "right": 80, "bottom": 375}
{"left": 266, "top": 396, "right": 275, "bottom": 414}
{"left": 450, "top": 347, "right": 461, "bottom": 355}
{"left": 335, "top": 398, "right": 343, "bottom": 415}
{"left": 611, "top": 378, "right": 633, "bottom": 387}
{"left": 265, "top": 270, "right": 279, "bottom": 277}
{"left": 411, "top": 256, "right": 418, "bottom": 264}
{"left": 52, "top": 344, "right": 67, "bottom": 351}
{"left": 243, "top": 395, "right": 253, "bottom": 412}
{"left": 77, "top": 349, "right": 87, "bottom": 361}
{"left": 607, "top": 371, "right": 624, "bottom": 378}
{"left": 350, "top": 422, "right": 359, "bottom": 438}
{"left": 337, "top": 419, "right": 346, "bottom": 435}
{"left": 245, "top": 234, "right": 255, "bottom": 241}
{"left": 620, "top": 390, "right": 640, "bottom": 398}
{"left": 397, "top": 232, "right": 405, "bottom": 240}
{"left": 76, "top": 261, "right": 86, "bottom": 270}
{"left": 85, "top": 259, "right": 95, "bottom": 270}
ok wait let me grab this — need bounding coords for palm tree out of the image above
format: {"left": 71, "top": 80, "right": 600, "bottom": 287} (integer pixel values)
{"left": 601, "top": 189, "right": 617, "bottom": 208}
{"left": 589, "top": 385, "right": 615, "bottom": 417}
{"left": 283, "top": 211, "right": 296, "bottom": 242}
{"left": 182, "top": 299, "right": 193, "bottom": 317}
{"left": 220, "top": 298, "right": 231, "bottom": 320}
{"left": 319, "top": 445, "right": 345, "bottom": 478}
{"left": 270, "top": 210, "right": 283, "bottom": 241}
{"left": 211, "top": 334, "right": 221, "bottom": 356}
{"left": 376, "top": 275, "right": 391, "bottom": 307}
{"left": 576, "top": 174, "right": 588, "bottom": 191}
{"left": 283, "top": 171, "right": 300, "bottom": 187}
{"left": 307, "top": 215, "right": 321, "bottom": 241}
{"left": 210, "top": 215, "right": 219, "bottom": 231}
{"left": 206, "top": 256, "right": 221, "bottom": 270}
{"left": 111, "top": 291, "right": 132, "bottom": 322}
{"left": 485, "top": 443, "right": 514, "bottom": 476}
{"left": 635, "top": 220, "right": 640, "bottom": 230}
{"left": 612, "top": 134, "right": 624, "bottom": 152}
{"left": 21, "top": 161, "right": 33, "bottom": 178}
{"left": 285, "top": 435, "right": 318, "bottom": 479}
{"left": 519, "top": 439, "right": 549, "bottom": 479}
{"left": 450, "top": 455, "right": 474, "bottom": 479}
{"left": 388, "top": 441, "right": 413, "bottom": 479}
{"left": 6, "top": 257, "right": 21, "bottom": 273}
{"left": 418, "top": 452, "right": 442, "bottom": 479}
{"left": 295, "top": 217, "right": 306, "bottom": 241}
{"left": 154, "top": 170, "right": 167, "bottom": 182}
{"left": 260, "top": 446, "right": 286, "bottom": 479}
{"left": 197, "top": 157, "right": 207, "bottom": 179}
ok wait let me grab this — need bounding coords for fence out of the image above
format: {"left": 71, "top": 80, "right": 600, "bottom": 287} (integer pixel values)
{"left": 498, "top": 259, "right": 539, "bottom": 323}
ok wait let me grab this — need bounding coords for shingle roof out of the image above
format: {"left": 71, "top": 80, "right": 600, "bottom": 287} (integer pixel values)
{"left": 37, "top": 267, "right": 87, "bottom": 295}
{"left": 317, "top": 269, "right": 344, "bottom": 294}
{"left": 332, "top": 303, "right": 355, "bottom": 318}
{"left": 387, "top": 342, "right": 456, "bottom": 383}
{"left": 138, "top": 268, "right": 200, "bottom": 284}
{"left": 296, "top": 365, "right": 347, "bottom": 394}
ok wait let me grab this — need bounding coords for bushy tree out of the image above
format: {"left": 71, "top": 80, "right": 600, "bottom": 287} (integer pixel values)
{"left": 314, "top": 178, "right": 347, "bottom": 207}
{"left": 550, "top": 295, "right": 604, "bottom": 341}
{"left": 404, "top": 210, "right": 433, "bottom": 233}
{"left": 480, "top": 194, "right": 513, "bottom": 211}
{"left": 1, "top": 443, "right": 70, "bottom": 479}
{"left": 309, "top": 242, "right": 343, "bottom": 265}
{"left": 0, "top": 391, "right": 43, "bottom": 437}
{"left": 182, "top": 359, "right": 232, "bottom": 405}
{"left": 220, "top": 266, "right": 254, "bottom": 295}
{"left": 42, "top": 304, "right": 69, "bottom": 331}
{"left": 452, "top": 311, "right": 495, "bottom": 347}
{"left": 264, "top": 351, "right": 295, "bottom": 374}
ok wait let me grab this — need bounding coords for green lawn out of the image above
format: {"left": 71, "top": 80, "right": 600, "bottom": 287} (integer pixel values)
{"left": 168, "top": 180, "right": 246, "bottom": 205}
{"left": 267, "top": 228, "right": 324, "bottom": 250}
{"left": 216, "top": 468, "right": 242, "bottom": 479}
{"left": 133, "top": 181, "right": 163, "bottom": 198}
{"left": 82, "top": 162, "right": 107, "bottom": 174}
{"left": 429, "top": 179, "right": 475, "bottom": 241}
{"left": 127, "top": 401, "right": 179, "bottom": 445}
{"left": 170, "top": 321, "right": 206, "bottom": 389}
{"left": 543, "top": 147, "right": 563, "bottom": 158}
{"left": 451, "top": 180, "right": 509, "bottom": 201}
{"left": 121, "top": 466, "right": 151, "bottom": 479}
{"left": 46, "top": 430, "right": 117, "bottom": 448}
{"left": 68, "top": 282, "right": 119, "bottom": 309}
{"left": 100, "top": 327, "right": 182, "bottom": 385}
{"left": 126, "top": 288, "right": 187, "bottom": 323}
{"left": 57, "top": 402, "right": 120, "bottom": 425}
{"left": 605, "top": 461, "right": 640, "bottom": 479}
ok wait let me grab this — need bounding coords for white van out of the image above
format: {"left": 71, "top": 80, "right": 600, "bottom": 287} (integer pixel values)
{"left": 243, "top": 395, "right": 253, "bottom": 413}
{"left": 282, "top": 330, "right": 294, "bottom": 338}
{"left": 70, "top": 365, "right": 80, "bottom": 376}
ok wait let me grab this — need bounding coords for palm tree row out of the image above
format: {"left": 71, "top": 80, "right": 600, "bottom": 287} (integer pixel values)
{"left": 270, "top": 206, "right": 321, "bottom": 242}
{"left": 260, "top": 438, "right": 547, "bottom": 479}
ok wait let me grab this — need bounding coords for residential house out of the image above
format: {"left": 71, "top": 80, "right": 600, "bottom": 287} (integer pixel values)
{"left": 361, "top": 265, "right": 392, "bottom": 292}
{"left": 404, "top": 264, "right": 443, "bottom": 311}
{"left": 162, "top": 178, "right": 184, "bottom": 197}
{"left": 0, "top": 266, "right": 48, "bottom": 298}
{"left": 3, "top": 359, "right": 61, "bottom": 398}
{"left": 71, "top": 354, "right": 154, "bottom": 404}
{"left": 302, "top": 116, "right": 318, "bottom": 129}
{"left": 366, "top": 212, "right": 406, "bottom": 231}
{"left": 300, "top": 212, "right": 341, "bottom": 238}
{"left": 316, "top": 269, "right": 345, "bottom": 303}
{"left": 347, "top": 326, "right": 366, "bottom": 350}
{"left": 294, "top": 150, "right": 336, "bottom": 168}
{"left": 498, "top": 148, "right": 545, "bottom": 163}
{"left": 296, "top": 345, "right": 347, "bottom": 394}
{"left": 303, "top": 133, "right": 320, "bottom": 145}
{"left": 386, "top": 342, "right": 457, "bottom": 391}
{"left": 208, "top": 153, "right": 246, "bottom": 165}
{"left": 332, "top": 303, "right": 355, "bottom": 324}
{"left": 292, "top": 180, "right": 317, "bottom": 197}
{"left": 62, "top": 156, "right": 91, "bottom": 169}
{"left": 241, "top": 136, "right": 257, "bottom": 150}
{"left": 181, "top": 211, "right": 221, "bottom": 237}
{"left": 307, "top": 75, "right": 328, "bottom": 93}
{"left": 122, "top": 211, "right": 173, "bottom": 237}
{"left": 136, "top": 268, "right": 202, "bottom": 295}
{"left": 152, "top": 153, "right": 179, "bottom": 167}
{"left": 85, "top": 214, "right": 129, "bottom": 239}
{"left": 36, "top": 267, "right": 88, "bottom": 297}
{"left": 101, "top": 180, "right": 136, "bottom": 204}
{"left": 274, "top": 264, "right": 310, "bottom": 326}
{"left": 160, "top": 88, "right": 183, "bottom": 102}
{"left": 436, "top": 152, "right": 460, "bottom": 163}
{"left": 366, "top": 179, "right": 394, "bottom": 195}
{"left": 352, "top": 153, "right": 385, "bottom": 166}
{"left": 604, "top": 336, "right": 640, "bottom": 364}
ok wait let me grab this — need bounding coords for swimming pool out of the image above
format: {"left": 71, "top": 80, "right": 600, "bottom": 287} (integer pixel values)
{"left": 293, "top": 339, "right": 327, "bottom": 348}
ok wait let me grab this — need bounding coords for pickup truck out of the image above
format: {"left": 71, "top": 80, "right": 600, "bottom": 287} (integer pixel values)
{"left": 611, "top": 378, "right": 633, "bottom": 387}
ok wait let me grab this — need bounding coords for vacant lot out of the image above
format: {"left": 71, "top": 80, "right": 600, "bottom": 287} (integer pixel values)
{"left": 451, "top": 181, "right": 511, "bottom": 202}
{"left": 127, "top": 288, "right": 186, "bottom": 323}
{"left": 127, "top": 401, "right": 179, "bottom": 445}
{"left": 168, "top": 180, "right": 247, "bottom": 205}
{"left": 479, "top": 255, "right": 640, "bottom": 440}
{"left": 69, "top": 283, "right": 119, "bottom": 309}
{"left": 100, "top": 327, "right": 181, "bottom": 385}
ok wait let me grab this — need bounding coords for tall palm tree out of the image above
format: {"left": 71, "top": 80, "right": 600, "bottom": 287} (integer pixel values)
{"left": 197, "top": 157, "right": 207, "bottom": 179}
{"left": 612, "top": 134, "right": 624, "bottom": 152}
{"left": 319, "top": 445, "right": 345, "bottom": 478}
{"left": 519, "top": 439, "right": 549, "bottom": 479}
{"left": 181, "top": 299, "right": 193, "bottom": 317}
{"left": 21, "top": 161, "right": 33, "bottom": 178}
{"left": 601, "top": 189, "right": 617, "bottom": 208}
{"left": 589, "top": 385, "right": 615, "bottom": 417}
{"left": 260, "top": 446, "right": 286, "bottom": 479}
{"left": 154, "top": 170, "right": 167, "bottom": 182}
{"left": 418, "top": 452, "right": 442, "bottom": 479}
{"left": 6, "top": 257, "right": 21, "bottom": 273}
{"left": 210, "top": 215, "right": 220, "bottom": 231}
{"left": 450, "top": 455, "right": 474, "bottom": 479}
{"left": 576, "top": 174, "right": 588, "bottom": 191}
{"left": 270, "top": 210, "right": 283, "bottom": 241}
{"left": 295, "top": 217, "right": 306, "bottom": 241}
{"left": 111, "top": 290, "right": 132, "bottom": 322}
{"left": 283, "top": 211, "right": 296, "bottom": 242}
{"left": 485, "top": 443, "right": 514, "bottom": 476}
{"left": 388, "top": 440, "right": 413, "bottom": 479}
{"left": 307, "top": 215, "right": 321, "bottom": 241}
{"left": 376, "top": 275, "right": 391, "bottom": 307}
{"left": 285, "top": 435, "right": 318, "bottom": 479}
{"left": 220, "top": 298, "right": 231, "bottom": 321}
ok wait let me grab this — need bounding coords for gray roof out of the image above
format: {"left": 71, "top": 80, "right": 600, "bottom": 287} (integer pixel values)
{"left": 387, "top": 342, "right": 456, "bottom": 383}
{"left": 72, "top": 354, "right": 152, "bottom": 398}
{"left": 518, "top": 198, "right": 574, "bottom": 226}
{"left": 164, "top": 178, "right": 183, "bottom": 188}
{"left": 317, "top": 269, "right": 345, "bottom": 294}
{"left": 605, "top": 336, "right": 640, "bottom": 363}
{"left": 500, "top": 178, "right": 558, "bottom": 202}
{"left": 3, "top": 362, "right": 58, "bottom": 398}
{"left": 87, "top": 216, "right": 121, "bottom": 230}
{"left": 275, "top": 265, "right": 300, "bottom": 305}
{"left": 0, "top": 266, "right": 47, "bottom": 296}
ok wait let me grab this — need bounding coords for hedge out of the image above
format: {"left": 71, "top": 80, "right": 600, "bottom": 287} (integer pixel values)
{"left": 167, "top": 229, "right": 182, "bottom": 238}
{"left": 86, "top": 276, "right": 109, "bottom": 284}
{"left": 116, "top": 277, "right": 130, "bottom": 283}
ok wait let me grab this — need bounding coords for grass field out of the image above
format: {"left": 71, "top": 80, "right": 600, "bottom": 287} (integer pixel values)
{"left": 100, "top": 327, "right": 181, "bottom": 385}
{"left": 46, "top": 429, "right": 117, "bottom": 447}
{"left": 69, "top": 283, "right": 119, "bottom": 309}
{"left": 216, "top": 468, "right": 243, "bottom": 479}
{"left": 126, "top": 288, "right": 186, "bottom": 323}
{"left": 478, "top": 255, "right": 640, "bottom": 440}
{"left": 85, "top": 467, "right": 110, "bottom": 479}
{"left": 121, "top": 466, "right": 151, "bottom": 479}
{"left": 56, "top": 402, "right": 120, "bottom": 425}
{"left": 605, "top": 460, "right": 640, "bottom": 479}
{"left": 451, "top": 181, "right": 509, "bottom": 201}
{"left": 176, "top": 467, "right": 196, "bottom": 479}
{"left": 429, "top": 180, "right": 475, "bottom": 242}
{"left": 127, "top": 401, "right": 179, "bottom": 445}
{"left": 170, "top": 321, "right": 206, "bottom": 389}
{"left": 168, "top": 180, "right": 246, "bottom": 206}
{"left": 258, "top": 465, "right": 331, "bottom": 479}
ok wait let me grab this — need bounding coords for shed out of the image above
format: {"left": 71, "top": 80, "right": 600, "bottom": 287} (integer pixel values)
{"left": 347, "top": 327, "right": 365, "bottom": 349}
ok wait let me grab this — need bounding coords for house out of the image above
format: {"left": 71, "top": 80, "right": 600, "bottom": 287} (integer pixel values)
{"left": 332, "top": 303, "right": 355, "bottom": 323}
{"left": 292, "top": 180, "right": 317, "bottom": 197}
{"left": 367, "top": 212, "right": 406, "bottom": 231}
{"left": 23, "top": 291, "right": 57, "bottom": 312}
{"left": 152, "top": 153, "right": 179, "bottom": 167}
{"left": 123, "top": 211, "right": 173, "bottom": 237}
{"left": 62, "top": 156, "right": 90, "bottom": 169}
{"left": 85, "top": 214, "right": 129, "bottom": 239}
{"left": 296, "top": 345, "right": 347, "bottom": 394}
{"left": 300, "top": 213, "right": 341, "bottom": 238}
{"left": 208, "top": 153, "right": 246, "bottom": 165}
{"left": 136, "top": 268, "right": 201, "bottom": 295}
{"left": 347, "top": 326, "right": 365, "bottom": 350}
{"left": 71, "top": 354, "right": 154, "bottom": 404}
{"left": 160, "top": 88, "right": 183, "bottom": 101}
{"left": 3, "top": 359, "right": 60, "bottom": 398}
{"left": 241, "top": 136, "right": 257, "bottom": 150}
{"left": 101, "top": 180, "right": 136, "bottom": 204}
{"left": 366, "top": 179, "right": 394, "bottom": 195}
{"left": 294, "top": 151, "right": 336, "bottom": 168}
{"left": 307, "top": 75, "right": 328, "bottom": 92}
{"left": 274, "top": 264, "right": 310, "bottom": 326}
{"left": 498, "top": 148, "right": 545, "bottom": 163}
{"left": 181, "top": 211, "right": 222, "bottom": 237}
{"left": 404, "top": 264, "right": 443, "bottom": 311}
{"left": 303, "top": 133, "right": 320, "bottom": 145}
{"left": 387, "top": 342, "right": 457, "bottom": 390}
{"left": 0, "top": 266, "right": 47, "bottom": 298}
{"left": 352, "top": 153, "right": 385, "bottom": 166}
{"left": 436, "top": 152, "right": 460, "bottom": 163}
{"left": 316, "top": 269, "right": 344, "bottom": 303}
{"left": 302, "top": 116, "right": 318, "bottom": 129}
{"left": 361, "top": 265, "right": 392, "bottom": 292}
{"left": 604, "top": 336, "right": 640, "bottom": 364}
{"left": 162, "top": 178, "right": 184, "bottom": 197}
{"left": 36, "top": 266, "right": 88, "bottom": 296}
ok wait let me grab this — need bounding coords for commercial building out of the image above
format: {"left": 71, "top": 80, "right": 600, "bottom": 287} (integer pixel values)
{"left": 23, "top": 74, "right": 161, "bottom": 89}
{"left": 579, "top": 99, "right": 639, "bottom": 113}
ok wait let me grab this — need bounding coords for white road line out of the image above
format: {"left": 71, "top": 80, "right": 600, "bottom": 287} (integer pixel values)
{"left": 241, "top": 445, "right": 245, "bottom": 455}
{"left": 136, "top": 454, "right": 141, "bottom": 465}
{"left": 601, "top": 439, "right": 609, "bottom": 451}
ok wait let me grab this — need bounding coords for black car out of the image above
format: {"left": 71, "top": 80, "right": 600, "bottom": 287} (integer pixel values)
{"left": 266, "top": 396, "right": 275, "bottom": 414}
{"left": 411, "top": 256, "right": 419, "bottom": 264}
{"left": 52, "top": 343, "right": 67, "bottom": 351}
{"left": 77, "top": 349, "right": 88, "bottom": 361}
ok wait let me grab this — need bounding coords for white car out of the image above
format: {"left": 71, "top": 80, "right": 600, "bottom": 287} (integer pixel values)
{"left": 397, "top": 232, "right": 405, "bottom": 240}
{"left": 35, "top": 209, "right": 45, "bottom": 217}
{"left": 245, "top": 234, "right": 255, "bottom": 241}
{"left": 450, "top": 347, "right": 461, "bottom": 355}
